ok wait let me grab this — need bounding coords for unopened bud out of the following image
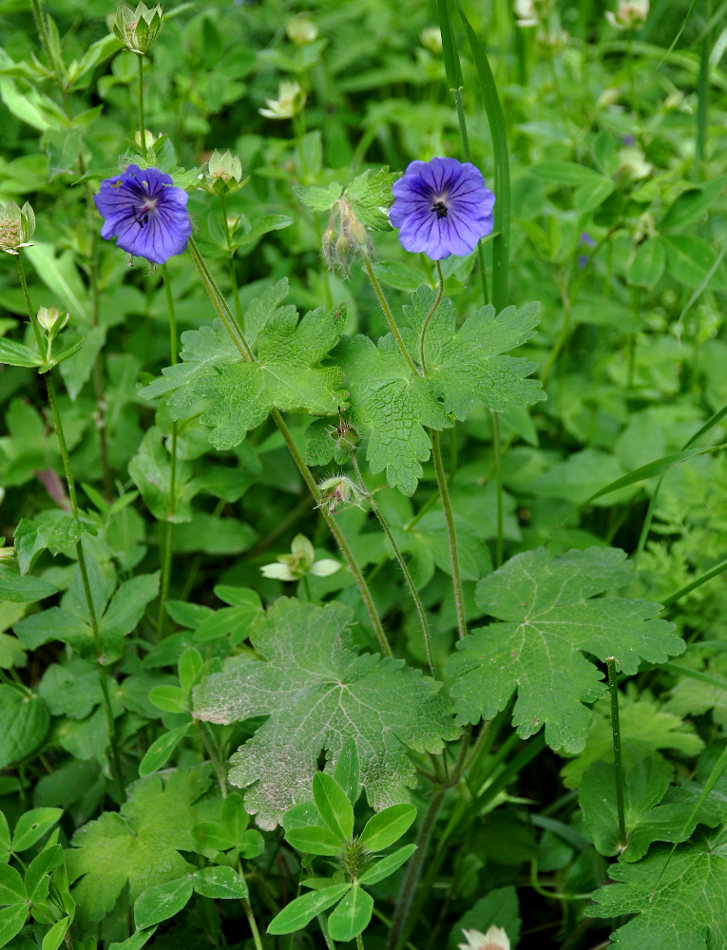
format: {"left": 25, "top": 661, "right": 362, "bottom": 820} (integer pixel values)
{"left": 323, "top": 198, "right": 372, "bottom": 274}
{"left": 207, "top": 149, "right": 247, "bottom": 195}
{"left": 605, "top": 0, "right": 648, "bottom": 29}
{"left": 317, "top": 476, "right": 367, "bottom": 514}
{"left": 134, "top": 128, "right": 158, "bottom": 151}
{"left": 259, "top": 81, "right": 307, "bottom": 120}
{"left": 286, "top": 14, "right": 319, "bottom": 45}
{"left": 0, "top": 200, "right": 35, "bottom": 255}
{"left": 113, "top": 1, "right": 163, "bottom": 54}
{"left": 37, "top": 306, "right": 70, "bottom": 338}
{"left": 419, "top": 26, "right": 442, "bottom": 52}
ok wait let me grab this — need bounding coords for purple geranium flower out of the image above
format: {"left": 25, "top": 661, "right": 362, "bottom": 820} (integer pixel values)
{"left": 390, "top": 157, "right": 495, "bottom": 260}
{"left": 94, "top": 164, "right": 191, "bottom": 265}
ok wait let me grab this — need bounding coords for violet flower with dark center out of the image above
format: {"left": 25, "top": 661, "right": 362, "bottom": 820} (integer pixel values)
{"left": 390, "top": 157, "right": 495, "bottom": 260}
{"left": 94, "top": 164, "right": 191, "bottom": 265}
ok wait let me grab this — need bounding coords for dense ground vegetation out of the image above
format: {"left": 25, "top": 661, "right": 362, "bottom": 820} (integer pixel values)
{"left": 1, "top": 0, "right": 727, "bottom": 947}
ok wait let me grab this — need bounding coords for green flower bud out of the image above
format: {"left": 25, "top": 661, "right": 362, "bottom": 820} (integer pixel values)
{"left": 322, "top": 198, "right": 372, "bottom": 275}
{"left": 285, "top": 14, "right": 319, "bottom": 45}
{"left": 317, "top": 475, "right": 367, "bottom": 514}
{"left": 36, "top": 306, "right": 70, "bottom": 340}
{"left": 113, "top": 1, "right": 163, "bottom": 54}
{"left": 207, "top": 149, "right": 247, "bottom": 195}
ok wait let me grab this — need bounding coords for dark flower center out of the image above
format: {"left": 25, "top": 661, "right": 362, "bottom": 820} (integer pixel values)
{"left": 134, "top": 197, "right": 158, "bottom": 228}
{"left": 431, "top": 198, "right": 448, "bottom": 219}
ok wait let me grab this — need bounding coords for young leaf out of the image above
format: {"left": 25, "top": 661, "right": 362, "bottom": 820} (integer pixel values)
{"left": 337, "top": 333, "right": 451, "bottom": 495}
{"left": 267, "top": 883, "right": 351, "bottom": 935}
{"left": 192, "top": 866, "right": 248, "bottom": 899}
{"left": 358, "top": 803, "right": 416, "bottom": 852}
{"left": 193, "top": 599, "right": 459, "bottom": 828}
{"left": 138, "top": 723, "right": 192, "bottom": 777}
{"left": 285, "top": 825, "right": 343, "bottom": 856}
{"left": 12, "top": 808, "right": 62, "bottom": 852}
{"left": 449, "top": 548, "right": 684, "bottom": 753}
{"left": 327, "top": 884, "right": 374, "bottom": 942}
{"left": 133, "top": 876, "right": 194, "bottom": 930}
{"left": 333, "top": 738, "right": 360, "bottom": 806}
{"left": 0, "top": 686, "right": 49, "bottom": 769}
{"left": 590, "top": 829, "right": 727, "bottom": 946}
{"left": 313, "top": 772, "right": 354, "bottom": 842}
{"left": 358, "top": 843, "right": 417, "bottom": 885}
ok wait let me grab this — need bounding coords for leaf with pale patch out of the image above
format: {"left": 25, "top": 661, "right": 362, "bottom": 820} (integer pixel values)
{"left": 193, "top": 598, "right": 459, "bottom": 829}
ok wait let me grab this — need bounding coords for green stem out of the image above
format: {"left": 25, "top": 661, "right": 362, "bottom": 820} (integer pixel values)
{"left": 18, "top": 255, "right": 124, "bottom": 801}
{"left": 137, "top": 53, "right": 146, "bottom": 153}
{"left": 47, "top": 375, "right": 125, "bottom": 803}
{"left": 696, "top": 0, "right": 711, "bottom": 165}
{"left": 271, "top": 409, "right": 392, "bottom": 657}
{"left": 220, "top": 193, "right": 244, "bottom": 329}
{"left": 30, "top": 0, "right": 64, "bottom": 83}
{"left": 418, "top": 261, "right": 444, "bottom": 374}
{"left": 491, "top": 411, "right": 504, "bottom": 567}
{"left": 157, "top": 264, "right": 178, "bottom": 640}
{"left": 607, "top": 659, "right": 627, "bottom": 848}
{"left": 362, "top": 255, "right": 420, "bottom": 375}
{"left": 386, "top": 790, "right": 446, "bottom": 950}
{"left": 431, "top": 431, "right": 467, "bottom": 639}
{"left": 188, "top": 239, "right": 390, "bottom": 655}
{"left": 349, "top": 452, "right": 435, "bottom": 675}
{"left": 356, "top": 934, "right": 365, "bottom": 950}
{"left": 188, "top": 236, "right": 253, "bottom": 359}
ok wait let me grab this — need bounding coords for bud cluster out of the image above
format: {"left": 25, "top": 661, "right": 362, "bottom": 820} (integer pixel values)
{"left": 322, "top": 198, "right": 372, "bottom": 275}
{"left": 317, "top": 475, "right": 367, "bottom": 515}
{"left": 113, "top": 2, "right": 163, "bottom": 54}
{"left": 0, "top": 201, "right": 35, "bottom": 255}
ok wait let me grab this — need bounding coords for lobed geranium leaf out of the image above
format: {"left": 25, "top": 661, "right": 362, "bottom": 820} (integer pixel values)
{"left": 66, "top": 767, "right": 216, "bottom": 925}
{"left": 590, "top": 828, "right": 727, "bottom": 947}
{"left": 338, "top": 334, "right": 451, "bottom": 496}
{"left": 449, "top": 548, "right": 685, "bottom": 753}
{"left": 404, "top": 288, "right": 545, "bottom": 418}
{"left": 193, "top": 598, "right": 459, "bottom": 828}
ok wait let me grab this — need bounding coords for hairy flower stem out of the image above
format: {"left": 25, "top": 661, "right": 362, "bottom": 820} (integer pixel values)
{"left": 348, "top": 452, "right": 435, "bottom": 675}
{"left": 219, "top": 193, "right": 244, "bottom": 328}
{"left": 431, "top": 432, "right": 467, "bottom": 639}
{"left": 418, "top": 261, "right": 444, "bottom": 374}
{"left": 156, "top": 264, "right": 178, "bottom": 640}
{"left": 17, "top": 256, "right": 125, "bottom": 801}
{"left": 188, "top": 240, "right": 391, "bottom": 656}
{"left": 137, "top": 53, "right": 146, "bottom": 154}
{"left": 607, "top": 659, "right": 627, "bottom": 848}
{"left": 387, "top": 790, "right": 446, "bottom": 950}
{"left": 491, "top": 411, "right": 504, "bottom": 567}
{"left": 362, "top": 255, "right": 420, "bottom": 376}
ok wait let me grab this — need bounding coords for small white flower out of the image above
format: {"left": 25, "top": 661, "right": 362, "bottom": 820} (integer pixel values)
{"left": 458, "top": 926, "right": 511, "bottom": 950}
{"left": 260, "top": 534, "right": 341, "bottom": 582}
{"left": 606, "top": 0, "right": 649, "bottom": 29}
{"left": 259, "top": 81, "right": 307, "bottom": 120}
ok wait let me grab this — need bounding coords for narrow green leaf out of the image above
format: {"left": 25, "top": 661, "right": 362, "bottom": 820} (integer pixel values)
{"left": 219, "top": 792, "right": 251, "bottom": 845}
{"left": 628, "top": 238, "right": 666, "bottom": 286}
{"left": 12, "top": 808, "right": 63, "bottom": 852}
{"left": 108, "top": 927, "right": 157, "bottom": 950}
{"left": 359, "top": 804, "right": 417, "bottom": 852}
{"left": 267, "top": 884, "right": 350, "bottom": 935}
{"left": 333, "top": 738, "right": 360, "bottom": 806}
{"left": 530, "top": 161, "right": 605, "bottom": 185}
{"left": 133, "top": 876, "right": 194, "bottom": 930}
{"left": 0, "top": 812, "right": 10, "bottom": 862}
{"left": 0, "top": 338, "right": 42, "bottom": 368}
{"left": 327, "top": 884, "right": 374, "bottom": 942}
{"left": 138, "top": 724, "right": 192, "bottom": 777}
{"left": 192, "top": 866, "right": 248, "bottom": 899}
{"left": 148, "top": 685, "right": 188, "bottom": 713}
{"left": 178, "top": 647, "right": 203, "bottom": 694}
{"left": 358, "top": 843, "right": 417, "bottom": 885}
{"left": 285, "top": 825, "right": 343, "bottom": 857}
{"left": 313, "top": 773, "right": 354, "bottom": 842}
{"left": 41, "top": 916, "right": 70, "bottom": 950}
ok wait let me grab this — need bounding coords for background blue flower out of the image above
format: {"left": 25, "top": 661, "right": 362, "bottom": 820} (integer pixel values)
{"left": 390, "top": 157, "right": 495, "bottom": 260}
{"left": 94, "top": 164, "right": 191, "bottom": 265}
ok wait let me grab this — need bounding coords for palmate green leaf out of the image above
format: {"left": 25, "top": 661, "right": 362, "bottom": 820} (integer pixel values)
{"left": 139, "top": 281, "right": 346, "bottom": 450}
{"left": 337, "top": 334, "right": 451, "bottom": 496}
{"left": 66, "top": 767, "right": 215, "bottom": 925}
{"left": 193, "top": 598, "right": 459, "bottom": 829}
{"left": 345, "top": 167, "right": 398, "bottom": 230}
{"left": 449, "top": 548, "right": 684, "bottom": 753}
{"left": 338, "top": 290, "right": 543, "bottom": 495}
{"left": 405, "top": 289, "right": 544, "bottom": 417}
{"left": 590, "top": 829, "right": 727, "bottom": 948}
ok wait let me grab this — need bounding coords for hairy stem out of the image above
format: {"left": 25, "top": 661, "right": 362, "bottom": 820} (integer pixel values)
{"left": 349, "top": 452, "right": 435, "bottom": 675}
{"left": 188, "top": 240, "right": 390, "bottom": 655}
{"left": 418, "top": 261, "right": 444, "bottom": 374}
{"left": 156, "top": 263, "right": 178, "bottom": 640}
{"left": 362, "top": 254, "right": 420, "bottom": 375}
{"left": 430, "top": 431, "right": 467, "bottom": 639}
{"left": 607, "top": 658, "right": 627, "bottom": 848}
